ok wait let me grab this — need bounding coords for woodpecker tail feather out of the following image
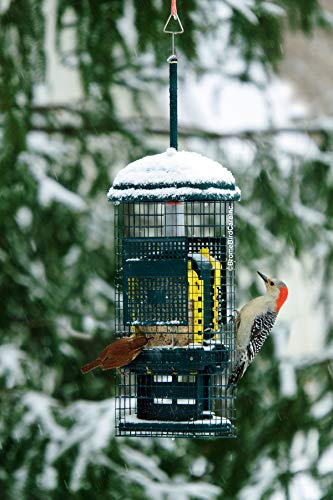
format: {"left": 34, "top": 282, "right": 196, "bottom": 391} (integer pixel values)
{"left": 81, "top": 359, "right": 101, "bottom": 374}
{"left": 227, "top": 362, "right": 245, "bottom": 389}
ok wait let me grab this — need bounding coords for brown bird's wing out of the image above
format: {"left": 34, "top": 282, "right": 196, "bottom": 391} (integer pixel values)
{"left": 128, "top": 345, "right": 146, "bottom": 362}
{"left": 101, "top": 358, "right": 126, "bottom": 370}
{"left": 81, "top": 338, "right": 129, "bottom": 374}
{"left": 81, "top": 337, "right": 148, "bottom": 372}
{"left": 98, "top": 340, "right": 122, "bottom": 362}
{"left": 96, "top": 337, "right": 131, "bottom": 362}
{"left": 101, "top": 339, "right": 146, "bottom": 370}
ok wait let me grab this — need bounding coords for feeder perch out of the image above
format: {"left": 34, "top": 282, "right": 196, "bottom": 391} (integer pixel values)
{"left": 108, "top": 149, "right": 240, "bottom": 438}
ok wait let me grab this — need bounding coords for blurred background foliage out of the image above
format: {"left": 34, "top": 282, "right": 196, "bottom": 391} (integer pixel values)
{"left": 0, "top": 0, "right": 333, "bottom": 498}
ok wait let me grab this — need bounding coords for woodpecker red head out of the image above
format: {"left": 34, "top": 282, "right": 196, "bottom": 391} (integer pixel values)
{"left": 257, "top": 270, "right": 288, "bottom": 313}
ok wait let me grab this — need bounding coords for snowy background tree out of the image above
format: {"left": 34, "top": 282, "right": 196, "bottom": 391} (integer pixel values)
{"left": 1, "top": 0, "right": 333, "bottom": 498}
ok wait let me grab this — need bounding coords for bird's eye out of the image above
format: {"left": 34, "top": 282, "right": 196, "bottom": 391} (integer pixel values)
{"left": 270, "top": 281, "right": 275, "bottom": 286}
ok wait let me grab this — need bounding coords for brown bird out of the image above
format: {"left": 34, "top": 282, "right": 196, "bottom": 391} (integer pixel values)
{"left": 81, "top": 336, "right": 150, "bottom": 374}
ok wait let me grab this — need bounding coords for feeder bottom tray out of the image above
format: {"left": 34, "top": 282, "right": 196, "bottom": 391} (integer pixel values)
{"left": 128, "top": 346, "right": 230, "bottom": 422}
{"left": 119, "top": 414, "right": 235, "bottom": 437}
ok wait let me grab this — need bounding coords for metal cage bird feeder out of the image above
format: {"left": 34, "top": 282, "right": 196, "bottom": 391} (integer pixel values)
{"left": 108, "top": 152, "right": 240, "bottom": 438}
{"left": 107, "top": 3, "right": 240, "bottom": 438}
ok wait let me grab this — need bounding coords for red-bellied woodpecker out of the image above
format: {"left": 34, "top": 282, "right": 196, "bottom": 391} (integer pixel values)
{"left": 227, "top": 271, "right": 288, "bottom": 387}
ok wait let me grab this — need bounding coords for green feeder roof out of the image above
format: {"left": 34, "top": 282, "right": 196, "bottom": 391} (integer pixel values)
{"left": 108, "top": 148, "right": 240, "bottom": 203}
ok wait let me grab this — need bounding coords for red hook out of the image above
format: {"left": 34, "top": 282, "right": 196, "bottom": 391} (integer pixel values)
{"left": 171, "top": 0, "right": 177, "bottom": 18}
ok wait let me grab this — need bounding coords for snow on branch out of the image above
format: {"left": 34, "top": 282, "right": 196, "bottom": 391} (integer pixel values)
{"left": 25, "top": 121, "right": 333, "bottom": 143}
{"left": 14, "top": 393, "right": 117, "bottom": 491}
{"left": 290, "top": 347, "right": 333, "bottom": 369}
{"left": 225, "top": 0, "right": 258, "bottom": 24}
{"left": 0, "top": 344, "right": 29, "bottom": 389}
{"left": 120, "top": 445, "right": 221, "bottom": 499}
{"left": 11, "top": 392, "right": 222, "bottom": 497}
{"left": 24, "top": 106, "right": 333, "bottom": 143}
{"left": 122, "top": 464, "right": 221, "bottom": 500}
{"left": 20, "top": 152, "right": 87, "bottom": 212}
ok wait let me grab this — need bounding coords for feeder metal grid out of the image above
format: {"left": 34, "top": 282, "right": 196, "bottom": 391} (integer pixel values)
{"left": 114, "top": 200, "right": 236, "bottom": 438}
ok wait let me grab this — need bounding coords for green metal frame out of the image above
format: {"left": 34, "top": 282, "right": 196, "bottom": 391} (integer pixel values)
{"left": 114, "top": 201, "right": 237, "bottom": 439}
{"left": 123, "top": 237, "right": 189, "bottom": 326}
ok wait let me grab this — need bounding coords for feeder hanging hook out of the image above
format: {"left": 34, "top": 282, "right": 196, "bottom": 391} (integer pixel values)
{"left": 164, "top": 0, "right": 184, "bottom": 150}
{"left": 163, "top": 0, "right": 184, "bottom": 57}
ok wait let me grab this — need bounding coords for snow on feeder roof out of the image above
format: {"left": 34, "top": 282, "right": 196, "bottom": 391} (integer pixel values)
{"left": 108, "top": 147, "right": 241, "bottom": 203}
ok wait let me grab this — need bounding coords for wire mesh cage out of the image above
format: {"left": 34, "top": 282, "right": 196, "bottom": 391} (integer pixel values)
{"left": 113, "top": 199, "right": 237, "bottom": 438}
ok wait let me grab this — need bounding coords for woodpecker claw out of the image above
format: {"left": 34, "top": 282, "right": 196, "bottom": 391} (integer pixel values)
{"left": 228, "top": 310, "right": 239, "bottom": 324}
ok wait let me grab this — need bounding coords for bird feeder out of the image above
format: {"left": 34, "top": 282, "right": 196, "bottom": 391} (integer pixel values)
{"left": 107, "top": 4, "right": 240, "bottom": 438}
{"left": 109, "top": 151, "right": 240, "bottom": 438}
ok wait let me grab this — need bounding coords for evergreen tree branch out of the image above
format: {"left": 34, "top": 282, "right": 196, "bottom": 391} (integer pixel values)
{"left": 146, "top": 121, "right": 333, "bottom": 141}
{"left": 18, "top": 114, "right": 333, "bottom": 141}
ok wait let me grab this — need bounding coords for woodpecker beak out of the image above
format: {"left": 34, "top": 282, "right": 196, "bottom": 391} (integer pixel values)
{"left": 257, "top": 271, "right": 269, "bottom": 283}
